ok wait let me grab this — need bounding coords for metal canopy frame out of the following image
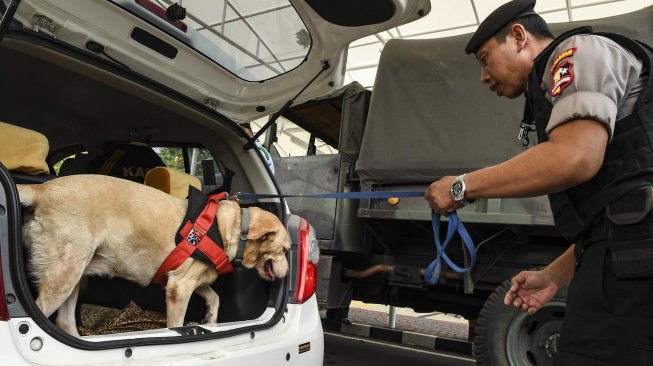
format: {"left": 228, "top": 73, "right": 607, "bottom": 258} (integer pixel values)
{"left": 346, "top": 0, "right": 647, "bottom": 88}
{"left": 147, "top": 0, "right": 651, "bottom": 155}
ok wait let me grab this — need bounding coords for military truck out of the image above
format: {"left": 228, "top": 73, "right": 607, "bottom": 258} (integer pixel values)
{"left": 263, "top": 5, "right": 653, "bottom": 366}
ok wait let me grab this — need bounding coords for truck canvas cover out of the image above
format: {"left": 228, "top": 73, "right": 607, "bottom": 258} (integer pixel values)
{"left": 355, "top": 5, "right": 653, "bottom": 184}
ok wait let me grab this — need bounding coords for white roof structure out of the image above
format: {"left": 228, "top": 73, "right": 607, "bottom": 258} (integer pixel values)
{"left": 254, "top": 0, "right": 653, "bottom": 156}
{"left": 345, "top": 0, "right": 653, "bottom": 88}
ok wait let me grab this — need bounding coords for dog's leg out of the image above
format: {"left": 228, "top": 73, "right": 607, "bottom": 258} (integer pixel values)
{"left": 165, "top": 260, "right": 217, "bottom": 328}
{"left": 165, "top": 279, "right": 195, "bottom": 328}
{"left": 194, "top": 285, "right": 219, "bottom": 324}
{"left": 32, "top": 242, "right": 92, "bottom": 336}
{"left": 55, "top": 283, "right": 80, "bottom": 337}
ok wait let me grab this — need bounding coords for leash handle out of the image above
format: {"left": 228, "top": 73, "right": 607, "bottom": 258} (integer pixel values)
{"left": 424, "top": 211, "right": 477, "bottom": 285}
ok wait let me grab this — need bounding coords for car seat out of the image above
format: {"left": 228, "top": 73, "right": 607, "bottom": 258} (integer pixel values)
{"left": 59, "top": 142, "right": 165, "bottom": 184}
{"left": 144, "top": 166, "right": 201, "bottom": 198}
{"left": 0, "top": 121, "right": 55, "bottom": 183}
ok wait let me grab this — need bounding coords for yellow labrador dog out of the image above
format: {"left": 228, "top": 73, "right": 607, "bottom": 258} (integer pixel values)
{"left": 17, "top": 174, "right": 289, "bottom": 336}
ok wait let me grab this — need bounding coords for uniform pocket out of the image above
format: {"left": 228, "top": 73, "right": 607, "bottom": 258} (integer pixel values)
{"left": 610, "top": 239, "right": 653, "bottom": 278}
{"left": 605, "top": 186, "right": 651, "bottom": 227}
{"left": 605, "top": 187, "right": 653, "bottom": 278}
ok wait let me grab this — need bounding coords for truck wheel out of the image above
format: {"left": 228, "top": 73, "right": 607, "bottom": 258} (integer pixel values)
{"left": 473, "top": 279, "right": 567, "bottom": 366}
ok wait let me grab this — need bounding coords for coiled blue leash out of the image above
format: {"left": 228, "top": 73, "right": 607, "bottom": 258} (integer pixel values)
{"left": 424, "top": 210, "right": 477, "bottom": 285}
{"left": 235, "top": 191, "right": 476, "bottom": 285}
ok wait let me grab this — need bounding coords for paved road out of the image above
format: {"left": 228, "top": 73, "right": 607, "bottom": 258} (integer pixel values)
{"left": 323, "top": 331, "right": 476, "bottom": 366}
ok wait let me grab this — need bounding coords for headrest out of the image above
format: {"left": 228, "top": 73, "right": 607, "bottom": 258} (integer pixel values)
{"left": 144, "top": 166, "right": 202, "bottom": 198}
{"left": 0, "top": 122, "right": 50, "bottom": 175}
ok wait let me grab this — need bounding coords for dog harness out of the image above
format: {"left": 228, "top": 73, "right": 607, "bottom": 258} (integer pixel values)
{"left": 152, "top": 187, "right": 234, "bottom": 286}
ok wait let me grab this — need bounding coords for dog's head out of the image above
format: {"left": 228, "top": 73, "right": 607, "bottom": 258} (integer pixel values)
{"left": 217, "top": 200, "right": 290, "bottom": 281}
{"left": 240, "top": 207, "right": 290, "bottom": 281}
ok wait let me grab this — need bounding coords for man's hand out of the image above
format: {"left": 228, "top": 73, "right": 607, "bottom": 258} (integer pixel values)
{"left": 424, "top": 176, "right": 458, "bottom": 215}
{"left": 504, "top": 270, "right": 559, "bottom": 315}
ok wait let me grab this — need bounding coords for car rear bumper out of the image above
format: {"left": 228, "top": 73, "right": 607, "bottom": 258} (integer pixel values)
{"left": 0, "top": 295, "right": 323, "bottom": 365}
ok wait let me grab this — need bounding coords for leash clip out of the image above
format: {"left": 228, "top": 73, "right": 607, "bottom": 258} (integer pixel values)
{"left": 517, "top": 122, "right": 535, "bottom": 146}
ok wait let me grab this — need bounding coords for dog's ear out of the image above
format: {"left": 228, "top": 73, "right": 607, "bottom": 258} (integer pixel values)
{"left": 246, "top": 207, "right": 280, "bottom": 241}
{"left": 241, "top": 240, "right": 261, "bottom": 268}
{"left": 241, "top": 207, "right": 283, "bottom": 268}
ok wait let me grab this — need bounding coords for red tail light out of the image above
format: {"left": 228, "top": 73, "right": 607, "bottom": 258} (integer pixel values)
{"left": 293, "top": 218, "right": 320, "bottom": 304}
{"left": 0, "top": 249, "right": 8, "bottom": 321}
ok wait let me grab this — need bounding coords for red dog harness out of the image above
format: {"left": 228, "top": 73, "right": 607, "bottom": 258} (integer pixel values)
{"left": 152, "top": 188, "right": 234, "bottom": 286}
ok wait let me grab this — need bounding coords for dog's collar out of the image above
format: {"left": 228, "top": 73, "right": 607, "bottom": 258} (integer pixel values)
{"left": 236, "top": 208, "right": 250, "bottom": 260}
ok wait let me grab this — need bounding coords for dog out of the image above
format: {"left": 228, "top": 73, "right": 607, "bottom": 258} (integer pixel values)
{"left": 17, "top": 174, "right": 290, "bottom": 336}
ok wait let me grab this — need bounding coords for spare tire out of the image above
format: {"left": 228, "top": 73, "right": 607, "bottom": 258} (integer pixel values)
{"left": 473, "top": 279, "right": 567, "bottom": 366}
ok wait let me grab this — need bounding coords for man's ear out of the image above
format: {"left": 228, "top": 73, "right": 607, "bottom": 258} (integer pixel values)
{"left": 511, "top": 23, "right": 527, "bottom": 51}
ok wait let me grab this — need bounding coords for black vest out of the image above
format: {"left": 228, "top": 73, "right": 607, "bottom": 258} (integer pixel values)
{"left": 524, "top": 27, "right": 653, "bottom": 243}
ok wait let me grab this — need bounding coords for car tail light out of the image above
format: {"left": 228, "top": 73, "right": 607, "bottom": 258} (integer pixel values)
{"left": 293, "top": 218, "right": 320, "bottom": 304}
{"left": 0, "top": 249, "right": 8, "bottom": 321}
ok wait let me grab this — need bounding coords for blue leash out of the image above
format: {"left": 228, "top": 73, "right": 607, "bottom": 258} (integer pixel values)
{"left": 236, "top": 191, "right": 476, "bottom": 284}
{"left": 425, "top": 211, "right": 476, "bottom": 285}
{"left": 236, "top": 191, "right": 425, "bottom": 200}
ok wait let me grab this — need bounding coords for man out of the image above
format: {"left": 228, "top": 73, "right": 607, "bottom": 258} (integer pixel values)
{"left": 424, "top": 0, "right": 653, "bottom": 364}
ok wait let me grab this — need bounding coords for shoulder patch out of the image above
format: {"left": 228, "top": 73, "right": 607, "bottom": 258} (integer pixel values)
{"left": 550, "top": 60, "right": 574, "bottom": 97}
{"left": 550, "top": 47, "right": 576, "bottom": 73}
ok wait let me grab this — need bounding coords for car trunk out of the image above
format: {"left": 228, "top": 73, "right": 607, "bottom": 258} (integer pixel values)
{"left": 0, "top": 27, "right": 290, "bottom": 347}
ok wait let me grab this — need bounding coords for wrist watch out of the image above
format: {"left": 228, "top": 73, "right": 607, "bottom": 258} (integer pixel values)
{"left": 450, "top": 174, "right": 471, "bottom": 206}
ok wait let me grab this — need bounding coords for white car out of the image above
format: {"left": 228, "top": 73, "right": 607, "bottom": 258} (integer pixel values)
{"left": 0, "top": 0, "right": 428, "bottom": 365}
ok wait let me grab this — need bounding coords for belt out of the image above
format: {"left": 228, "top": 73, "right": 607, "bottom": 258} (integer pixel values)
{"left": 581, "top": 216, "right": 610, "bottom": 246}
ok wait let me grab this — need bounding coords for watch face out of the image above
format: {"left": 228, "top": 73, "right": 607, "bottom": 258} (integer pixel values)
{"left": 452, "top": 181, "right": 464, "bottom": 197}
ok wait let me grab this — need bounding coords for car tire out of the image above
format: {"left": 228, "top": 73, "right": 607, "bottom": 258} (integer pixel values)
{"left": 473, "top": 279, "right": 567, "bottom": 366}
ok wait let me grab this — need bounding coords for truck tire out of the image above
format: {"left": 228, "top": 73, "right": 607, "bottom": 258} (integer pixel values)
{"left": 473, "top": 279, "right": 567, "bottom": 366}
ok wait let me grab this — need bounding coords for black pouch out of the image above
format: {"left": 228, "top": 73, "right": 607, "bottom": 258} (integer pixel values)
{"left": 606, "top": 186, "right": 653, "bottom": 278}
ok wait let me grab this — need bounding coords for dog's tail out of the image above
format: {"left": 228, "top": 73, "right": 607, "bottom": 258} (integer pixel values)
{"left": 16, "top": 184, "right": 39, "bottom": 207}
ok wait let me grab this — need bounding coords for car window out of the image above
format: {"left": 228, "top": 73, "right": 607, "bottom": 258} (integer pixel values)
{"left": 108, "top": 0, "right": 311, "bottom": 82}
{"left": 263, "top": 117, "right": 337, "bottom": 157}
{"left": 155, "top": 146, "right": 225, "bottom": 190}
{"left": 52, "top": 145, "right": 224, "bottom": 191}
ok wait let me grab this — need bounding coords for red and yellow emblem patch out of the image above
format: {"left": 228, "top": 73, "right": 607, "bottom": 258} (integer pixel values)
{"left": 550, "top": 60, "right": 573, "bottom": 97}
{"left": 550, "top": 47, "right": 576, "bottom": 73}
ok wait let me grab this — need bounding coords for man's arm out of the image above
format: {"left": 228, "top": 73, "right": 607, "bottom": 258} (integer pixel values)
{"left": 543, "top": 244, "right": 576, "bottom": 287}
{"left": 466, "top": 119, "right": 608, "bottom": 199}
{"left": 505, "top": 245, "right": 576, "bottom": 314}
{"left": 424, "top": 118, "right": 609, "bottom": 213}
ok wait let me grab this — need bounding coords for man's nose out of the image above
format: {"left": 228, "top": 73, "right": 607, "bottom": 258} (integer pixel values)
{"left": 480, "top": 68, "right": 490, "bottom": 84}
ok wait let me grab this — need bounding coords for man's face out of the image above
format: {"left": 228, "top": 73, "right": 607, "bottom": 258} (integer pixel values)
{"left": 475, "top": 35, "right": 530, "bottom": 99}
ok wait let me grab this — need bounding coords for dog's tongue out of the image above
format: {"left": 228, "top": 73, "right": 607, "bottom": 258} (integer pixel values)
{"left": 265, "top": 260, "right": 276, "bottom": 281}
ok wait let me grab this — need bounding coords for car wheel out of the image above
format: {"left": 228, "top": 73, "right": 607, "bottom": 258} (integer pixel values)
{"left": 473, "top": 279, "right": 567, "bottom": 366}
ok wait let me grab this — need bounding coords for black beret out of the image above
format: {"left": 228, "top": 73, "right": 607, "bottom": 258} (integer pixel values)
{"left": 465, "top": 0, "right": 536, "bottom": 54}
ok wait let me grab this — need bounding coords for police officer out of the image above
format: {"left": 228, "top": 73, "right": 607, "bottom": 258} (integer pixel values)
{"left": 423, "top": 0, "right": 653, "bottom": 364}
